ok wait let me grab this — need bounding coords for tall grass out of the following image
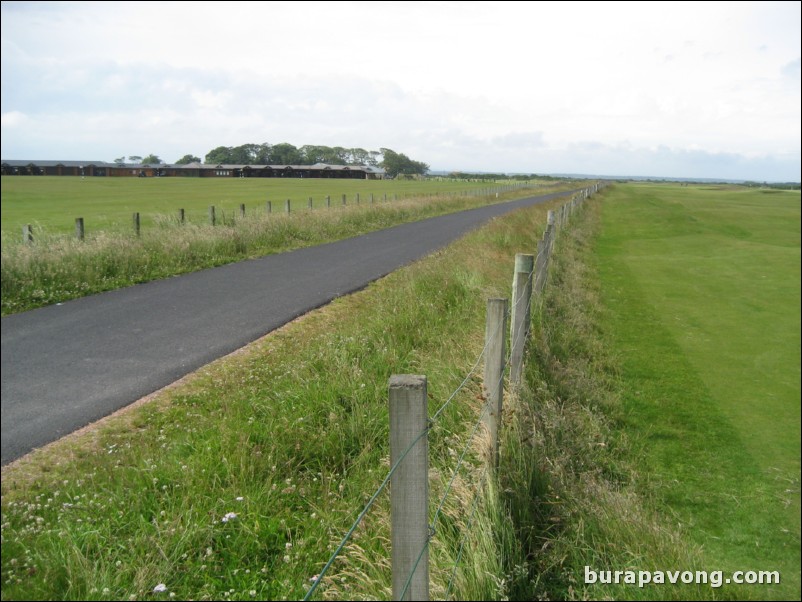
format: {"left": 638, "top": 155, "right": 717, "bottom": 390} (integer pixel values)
{"left": 1, "top": 194, "right": 563, "bottom": 600}
{"left": 4, "top": 187, "right": 770, "bottom": 601}
{"left": 1, "top": 186, "right": 562, "bottom": 315}
{"left": 490, "top": 190, "right": 785, "bottom": 600}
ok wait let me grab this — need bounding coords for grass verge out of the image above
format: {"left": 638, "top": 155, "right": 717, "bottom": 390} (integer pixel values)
{"left": 6, "top": 184, "right": 790, "bottom": 601}
{"left": 1, "top": 193, "right": 568, "bottom": 600}
{"left": 1, "top": 184, "right": 568, "bottom": 316}
{"left": 493, "top": 184, "right": 798, "bottom": 600}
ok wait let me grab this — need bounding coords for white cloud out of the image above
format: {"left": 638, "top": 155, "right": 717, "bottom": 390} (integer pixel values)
{"left": 1, "top": 0, "right": 800, "bottom": 181}
{"left": 1, "top": 111, "right": 28, "bottom": 128}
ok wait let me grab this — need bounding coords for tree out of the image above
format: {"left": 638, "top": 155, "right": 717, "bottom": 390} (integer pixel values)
{"left": 141, "top": 154, "right": 162, "bottom": 164}
{"left": 254, "top": 143, "right": 272, "bottom": 164}
{"left": 114, "top": 156, "right": 126, "bottom": 165}
{"left": 175, "top": 154, "right": 201, "bottom": 165}
{"left": 205, "top": 146, "right": 233, "bottom": 164}
{"left": 128, "top": 155, "right": 142, "bottom": 163}
{"left": 270, "top": 143, "right": 302, "bottom": 165}
{"left": 349, "top": 148, "right": 371, "bottom": 166}
{"left": 379, "top": 148, "right": 429, "bottom": 177}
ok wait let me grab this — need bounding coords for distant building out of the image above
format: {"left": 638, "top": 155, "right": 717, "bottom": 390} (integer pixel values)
{"left": 0, "top": 160, "right": 386, "bottom": 180}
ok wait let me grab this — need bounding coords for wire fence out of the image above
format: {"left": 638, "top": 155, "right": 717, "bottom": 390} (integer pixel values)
{"left": 304, "top": 183, "right": 603, "bottom": 601}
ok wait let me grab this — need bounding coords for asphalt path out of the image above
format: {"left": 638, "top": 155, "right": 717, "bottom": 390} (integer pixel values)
{"left": 1, "top": 189, "right": 577, "bottom": 464}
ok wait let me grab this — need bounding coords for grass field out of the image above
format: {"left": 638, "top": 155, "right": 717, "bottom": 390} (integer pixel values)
{"left": 3, "top": 181, "right": 798, "bottom": 600}
{"left": 0, "top": 193, "right": 576, "bottom": 601}
{"left": 595, "top": 184, "right": 801, "bottom": 598}
{"left": 0, "top": 178, "right": 567, "bottom": 315}
{"left": 0, "top": 176, "right": 532, "bottom": 235}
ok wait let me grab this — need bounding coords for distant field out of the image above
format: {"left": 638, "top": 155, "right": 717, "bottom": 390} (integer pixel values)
{"left": 0, "top": 176, "right": 526, "bottom": 235}
{"left": 596, "top": 183, "right": 801, "bottom": 598}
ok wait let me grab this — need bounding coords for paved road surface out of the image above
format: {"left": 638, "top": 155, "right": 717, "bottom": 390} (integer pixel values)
{"left": 1, "top": 190, "right": 576, "bottom": 464}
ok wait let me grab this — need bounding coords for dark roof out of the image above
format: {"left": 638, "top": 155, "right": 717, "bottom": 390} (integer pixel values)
{"left": 1, "top": 160, "right": 386, "bottom": 175}
{"left": 1, "top": 160, "right": 115, "bottom": 167}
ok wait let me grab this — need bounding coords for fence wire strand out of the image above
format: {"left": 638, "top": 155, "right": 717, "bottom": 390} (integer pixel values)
{"left": 305, "top": 190, "right": 597, "bottom": 600}
{"left": 302, "top": 422, "right": 430, "bottom": 601}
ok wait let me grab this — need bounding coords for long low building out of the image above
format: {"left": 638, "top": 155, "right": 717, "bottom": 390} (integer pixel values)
{"left": 0, "top": 160, "right": 386, "bottom": 179}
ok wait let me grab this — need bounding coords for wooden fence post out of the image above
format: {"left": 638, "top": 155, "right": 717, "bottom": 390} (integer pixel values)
{"left": 326, "top": 195, "right": 331, "bottom": 208}
{"left": 510, "top": 254, "right": 534, "bottom": 387}
{"left": 308, "top": 197, "right": 313, "bottom": 210}
{"left": 342, "top": 193, "right": 347, "bottom": 206}
{"left": 535, "top": 239, "right": 547, "bottom": 295}
{"left": 356, "top": 192, "right": 360, "bottom": 205}
{"left": 75, "top": 217, "right": 85, "bottom": 240}
{"left": 389, "top": 375, "right": 429, "bottom": 602}
{"left": 546, "top": 210, "right": 556, "bottom": 255}
{"left": 266, "top": 200, "right": 272, "bottom": 214}
{"left": 484, "top": 298, "right": 508, "bottom": 467}
{"left": 133, "top": 212, "right": 140, "bottom": 237}
{"left": 240, "top": 203, "right": 246, "bottom": 219}
{"left": 285, "top": 199, "right": 291, "bottom": 214}
{"left": 209, "top": 206, "right": 216, "bottom": 226}
{"left": 22, "top": 224, "right": 33, "bottom": 244}
{"left": 178, "top": 208, "right": 185, "bottom": 224}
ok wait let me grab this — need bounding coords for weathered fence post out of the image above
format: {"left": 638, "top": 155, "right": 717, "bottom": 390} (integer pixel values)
{"left": 484, "top": 298, "right": 508, "bottom": 467}
{"left": 389, "top": 375, "right": 429, "bottom": 602}
{"left": 535, "top": 239, "right": 547, "bottom": 295}
{"left": 370, "top": 193, "right": 374, "bottom": 204}
{"left": 285, "top": 199, "right": 291, "bottom": 214}
{"left": 209, "top": 206, "right": 216, "bottom": 226}
{"left": 133, "top": 212, "right": 140, "bottom": 237}
{"left": 266, "top": 200, "right": 272, "bottom": 214}
{"left": 546, "top": 210, "right": 556, "bottom": 255}
{"left": 384, "top": 192, "right": 388, "bottom": 202}
{"left": 178, "top": 208, "right": 185, "bottom": 224}
{"left": 75, "top": 217, "right": 85, "bottom": 240}
{"left": 356, "top": 192, "right": 360, "bottom": 205}
{"left": 510, "top": 254, "right": 534, "bottom": 387}
{"left": 326, "top": 195, "right": 331, "bottom": 208}
{"left": 22, "top": 224, "right": 33, "bottom": 244}
{"left": 240, "top": 203, "right": 246, "bottom": 219}
{"left": 308, "top": 197, "right": 313, "bottom": 210}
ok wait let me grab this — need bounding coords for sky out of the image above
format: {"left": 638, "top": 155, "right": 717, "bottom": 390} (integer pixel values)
{"left": 1, "top": 0, "right": 800, "bottom": 181}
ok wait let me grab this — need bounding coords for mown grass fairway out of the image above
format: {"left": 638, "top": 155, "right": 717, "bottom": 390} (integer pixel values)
{"left": 595, "top": 184, "right": 800, "bottom": 598}
{"left": 0, "top": 176, "right": 529, "bottom": 235}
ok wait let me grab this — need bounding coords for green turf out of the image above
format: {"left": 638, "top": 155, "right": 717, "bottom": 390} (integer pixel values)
{"left": 0, "top": 176, "right": 524, "bottom": 235}
{"left": 595, "top": 184, "right": 800, "bottom": 599}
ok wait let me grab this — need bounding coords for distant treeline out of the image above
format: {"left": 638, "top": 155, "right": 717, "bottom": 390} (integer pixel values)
{"left": 446, "top": 172, "right": 568, "bottom": 181}
{"left": 174, "top": 144, "right": 428, "bottom": 178}
{"left": 742, "top": 181, "right": 801, "bottom": 190}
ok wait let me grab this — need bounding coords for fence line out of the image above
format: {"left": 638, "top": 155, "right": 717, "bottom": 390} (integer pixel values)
{"left": 303, "top": 182, "right": 605, "bottom": 600}
{"left": 16, "top": 182, "right": 543, "bottom": 242}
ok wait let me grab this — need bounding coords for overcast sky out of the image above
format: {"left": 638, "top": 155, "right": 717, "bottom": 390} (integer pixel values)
{"left": 2, "top": 1, "right": 800, "bottom": 181}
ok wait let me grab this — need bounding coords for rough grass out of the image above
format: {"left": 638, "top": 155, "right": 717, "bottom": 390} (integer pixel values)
{"left": 5, "top": 183, "right": 790, "bottom": 601}
{"left": 0, "top": 193, "right": 569, "bottom": 601}
{"left": 0, "top": 176, "right": 538, "bottom": 234}
{"left": 1, "top": 184, "right": 570, "bottom": 315}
